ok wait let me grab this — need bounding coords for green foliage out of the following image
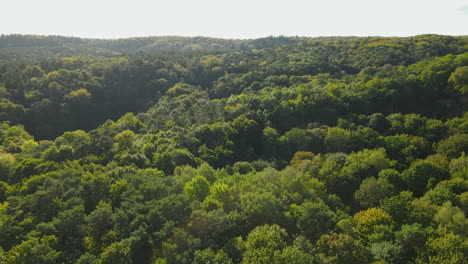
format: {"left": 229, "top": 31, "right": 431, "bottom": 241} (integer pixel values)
{"left": 324, "top": 127, "right": 350, "bottom": 153}
{"left": 433, "top": 201, "right": 468, "bottom": 235}
{"left": 114, "top": 130, "right": 136, "bottom": 151}
{"left": 394, "top": 223, "right": 430, "bottom": 262}
{"left": 316, "top": 233, "right": 371, "bottom": 264}
{"left": 183, "top": 176, "right": 210, "bottom": 201}
{"left": 449, "top": 66, "right": 468, "bottom": 94}
{"left": 354, "top": 207, "right": 394, "bottom": 235}
{"left": 4, "top": 235, "right": 60, "bottom": 264}
{"left": 240, "top": 191, "right": 282, "bottom": 227}
{"left": 192, "top": 248, "right": 233, "bottom": 264}
{"left": 0, "top": 35, "right": 466, "bottom": 264}
{"left": 86, "top": 202, "right": 114, "bottom": 241}
{"left": 402, "top": 160, "right": 449, "bottom": 196}
{"left": 435, "top": 133, "right": 468, "bottom": 159}
{"left": 370, "top": 241, "right": 403, "bottom": 264}
{"left": 380, "top": 191, "right": 414, "bottom": 224}
{"left": 0, "top": 153, "right": 15, "bottom": 181}
{"left": 99, "top": 241, "right": 131, "bottom": 264}
{"left": 289, "top": 199, "right": 337, "bottom": 240}
{"left": 354, "top": 177, "right": 395, "bottom": 209}
{"left": 241, "top": 224, "right": 288, "bottom": 264}
{"left": 417, "top": 227, "right": 468, "bottom": 264}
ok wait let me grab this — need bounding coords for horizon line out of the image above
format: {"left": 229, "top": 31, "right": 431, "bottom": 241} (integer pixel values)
{"left": 1, "top": 33, "right": 467, "bottom": 41}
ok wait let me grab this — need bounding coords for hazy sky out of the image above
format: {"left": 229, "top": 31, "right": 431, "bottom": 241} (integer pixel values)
{"left": 1, "top": 0, "right": 467, "bottom": 39}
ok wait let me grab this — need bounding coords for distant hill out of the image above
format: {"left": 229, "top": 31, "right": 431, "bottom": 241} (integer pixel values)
{"left": 0, "top": 34, "right": 306, "bottom": 61}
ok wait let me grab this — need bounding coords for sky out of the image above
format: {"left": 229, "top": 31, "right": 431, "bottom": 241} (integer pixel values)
{"left": 1, "top": 0, "right": 467, "bottom": 39}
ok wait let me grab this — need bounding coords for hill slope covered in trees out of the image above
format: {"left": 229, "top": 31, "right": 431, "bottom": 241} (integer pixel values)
{"left": 0, "top": 35, "right": 304, "bottom": 61}
{"left": 0, "top": 34, "right": 467, "bottom": 264}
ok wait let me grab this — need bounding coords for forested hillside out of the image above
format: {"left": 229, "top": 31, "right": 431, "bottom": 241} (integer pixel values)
{"left": 0, "top": 35, "right": 303, "bottom": 61}
{"left": 0, "top": 34, "right": 467, "bottom": 264}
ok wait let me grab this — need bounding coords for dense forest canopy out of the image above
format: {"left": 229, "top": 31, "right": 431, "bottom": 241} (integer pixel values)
{"left": 0, "top": 34, "right": 467, "bottom": 264}
{"left": 0, "top": 35, "right": 306, "bottom": 61}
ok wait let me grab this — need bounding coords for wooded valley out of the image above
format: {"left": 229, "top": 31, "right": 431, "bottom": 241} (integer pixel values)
{"left": 0, "top": 34, "right": 467, "bottom": 264}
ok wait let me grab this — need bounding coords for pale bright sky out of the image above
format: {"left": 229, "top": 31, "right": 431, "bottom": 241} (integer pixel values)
{"left": 1, "top": 0, "right": 467, "bottom": 39}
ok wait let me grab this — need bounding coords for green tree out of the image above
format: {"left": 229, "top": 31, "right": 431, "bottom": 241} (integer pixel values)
{"left": 192, "top": 248, "right": 233, "bottom": 264}
{"left": 395, "top": 223, "right": 429, "bottom": 262}
{"left": 324, "top": 127, "right": 350, "bottom": 153}
{"left": 99, "top": 241, "right": 131, "bottom": 264}
{"left": 380, "top": 191, "right": 414, "bottom": 224}
{"left": 241, "top": 224, "right": 288, "bottom": 264}
{"left": 417, "top": 227, "right": 468, "bottom": 264}
{"left": 354, "top": 207, "right": 394, "bottom": 235}
{"left": 433, "top": 201, "right": 467, "bottom": 235}
{"left": 240, "top": 191, "right": 282, "bottom": 227}
{"left": 449, "top": 66, "right": 468, "bottom": 94}
{"left": 4, "top": 235, "right": 60, "bottom": 264}
{"left": 435, "top": 133, "right": 468, "bottom": 159}
{"left": 113, "top": 130, "right": 136, "bottom": 151}
{"left": 184, "top": 176, "right": 210, "bottom": 201}
{"left": 354, "top": 177, "right": 395, "bottom": 209}
{"left": 370, "top": 241, "right": 403, "bottom": 264}
{"left": 289, "top": 199, "right": 337, "bottom": 240}
{"left": 272, "top": 245, "right": 315, "bottom": 264}
{"left": 402, "top": 160, "right": 449, "bottom": 196}
{"left": 315, "top": 233, "right": 371, "bottom": 264}
{"left": 0, "top": 153, "right": 15, "bottom": 181}
{"left": 86, "top": 202, "right": 114, "bottom": 242}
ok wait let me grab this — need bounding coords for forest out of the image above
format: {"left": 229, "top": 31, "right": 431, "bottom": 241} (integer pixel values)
{"left": 0, "top": 34, "right": 467, "bottom": 264}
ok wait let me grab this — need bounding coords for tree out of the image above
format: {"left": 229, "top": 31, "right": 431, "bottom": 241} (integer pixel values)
{"left": 241, "top": 224, "right": 288, "bottom": 264}
{"left": 192, "top": 248, "right": 233, "bottom": 264}
{"left": 9, "top": 158, "right": 42, "bottom": 183}
{"left": 324, "top": 127, "right": 350, "bottom": 153}
{"left": 232, "top": 161, "right": 254, "bottom": 174}
{"left": 65, "top": 88, "right": 93, "bottom": 129}
{"left": 354, "top": 177, "right": 395, "bottom": 209}
{"left": 402, "top": 160, "right": 449, "bottom": 196}
{"left": 4, "top": 235, "right": 60, "bottom": 264}
{"left": 272, "top": 245, "right": 315, "bottom": 264}
{"left": 203, "top": 183, "right": 233, "bottom": 210}
{"left": 326, "top": 148, "right": 390, "bottom": 202}
{"left": 315, "top": 233, "right": 371, "bottom": 264}
{"left": 109, "top": 179, "right": 129, "bottom": 207}
{"left": 52, "top": 204, "right": 86, "bottom": 262}
{"left": 76, "top": 253, "right": 99, "bottom": 264}
{"left": 435, "top": 133, "right": 468, "bottom": 159}
{"left": 380, "top": 191, "right": 414, "bottom": 224}
{"left": 289, "top": 199, "right": 337, "bottom": 241}
{"left": 240, "top": 191, "right": 282, "bottom": 227}
{"left": 161, "top": 228, "right": 201, "bottom": 264}
{"left": 86, "top": 202, "right": 114, "bottom": 243}
{"left": 184, "top": 176, "right": 210, "bottom": 201}
{"left": 395, "top": 223, "right": 429, "bottom": 262}
{"left": 262, "top": 126, "right": 280, "bottom": 158}
{"left": 99, "top": 241, "right": 131, "bottom": 264}
{"left": 367, "top": 113, "right": 390, "bottom": 133}
{"left": 290, "top": 151, "right": 315, "bottom": 168}
{"left": 0, "top": 153, "right": 15, "bottom": 181}
{"left": 370, "top": 241, "right": 403, "bottom": 264}
{"left": 417, "top": 227, "right": 468, "bottom": 264}
{"left": 409, "top": 197, "right": 439, "bottom": 226}
{"left": 433, "top": 201, "right": 467, "bottom": 235}
{"left": 113, "top": 130, "right": 136, "bottom": 151}
{"left": 449, "top": 66, "right": 468, "bottom": 94}
{"left": 354, "top": 207, "right": 394, "bottom": 235}
{"left": 55, "top": 130, "right": 92, "bottom": 157}
{"left": 0, "top": 99, "right": 26, "bottom": 125}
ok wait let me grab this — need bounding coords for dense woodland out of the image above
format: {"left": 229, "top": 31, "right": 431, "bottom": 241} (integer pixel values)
{"left": 0, "top": 34, "right": 467, "bottom": 264}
